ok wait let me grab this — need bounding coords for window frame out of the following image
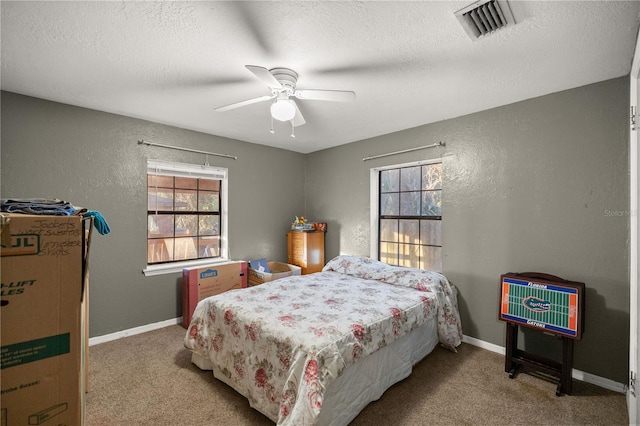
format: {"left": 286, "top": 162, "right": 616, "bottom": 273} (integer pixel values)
{"left": 369, "top": 158, "right": 442, "bottom": 271}
{"left": 143, "top": 159, "right": 229, "bottom": 277}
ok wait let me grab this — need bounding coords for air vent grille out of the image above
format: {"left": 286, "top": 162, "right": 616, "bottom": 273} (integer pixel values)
{"left": 455, "top": 0, "right": 515, "bottom": 40}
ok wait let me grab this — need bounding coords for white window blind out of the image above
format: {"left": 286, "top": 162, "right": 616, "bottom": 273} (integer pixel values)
{"left": 147, "top": 159, "right": 227, "bottom": 180}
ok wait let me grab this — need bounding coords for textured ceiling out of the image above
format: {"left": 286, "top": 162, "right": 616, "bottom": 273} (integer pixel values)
{"left": 2, "top": 1, "right": 640, "bottom": 153}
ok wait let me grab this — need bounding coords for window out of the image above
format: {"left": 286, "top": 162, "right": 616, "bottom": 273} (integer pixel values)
{"left": 143, "top": 160, "right": 228, "bottom": 276}
{"left": 370, "top": 160, "right": 442, "bottom": 272}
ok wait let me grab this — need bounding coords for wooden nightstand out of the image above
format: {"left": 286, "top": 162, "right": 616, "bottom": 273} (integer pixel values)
{"left": 287, "top": 230, "right": 325, "bottom": 274}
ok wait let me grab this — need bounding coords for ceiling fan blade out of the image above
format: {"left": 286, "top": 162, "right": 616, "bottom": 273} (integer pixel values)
{"left": 294, "top": 89, "right": 356, "bottom": 103}
{"left": 246, "top": 65, "right": 282, "bottom": 90}
{"left": 290, "top": 100, "right": 306, "bottom": 127}
{"left": 232, "top": 2, "right": 277, "bottom": 56}
{"left": 214, "top": 95, "right": 274, "bottom": 112}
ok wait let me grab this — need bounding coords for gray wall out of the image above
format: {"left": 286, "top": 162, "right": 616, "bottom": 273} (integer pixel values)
{"left": 1, "top": 91, "right": 306, "bottom": 337}
{"left": 306, "top": 77, "right": 630, "bottom": 383}
{"left": 1, "top": 76, "right": 630, "bottom": 383}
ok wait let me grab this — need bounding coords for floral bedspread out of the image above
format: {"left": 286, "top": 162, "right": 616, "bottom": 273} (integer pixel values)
{"left": 184, "top": 255, "right": 462, "bottom": 425}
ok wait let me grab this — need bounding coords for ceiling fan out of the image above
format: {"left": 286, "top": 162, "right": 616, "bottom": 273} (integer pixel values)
{"left": 214, "top": 65, "right": 356, "bottom": 136}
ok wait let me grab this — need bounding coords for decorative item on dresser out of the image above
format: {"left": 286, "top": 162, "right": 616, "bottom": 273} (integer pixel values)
{"left": 287, "top": 229, "right": 325, "bottom": 274}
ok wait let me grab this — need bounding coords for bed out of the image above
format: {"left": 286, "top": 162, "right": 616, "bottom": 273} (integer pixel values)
{"left": 184, "top": 255, "right": 462, "bottom": 426}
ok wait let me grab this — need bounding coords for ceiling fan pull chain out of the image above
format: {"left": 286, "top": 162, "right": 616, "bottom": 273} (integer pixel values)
{"left": 270, "top": 115, "right": 275, "bottom": 134}
{"left": 290, "top": 122, "right": 295, "bottom": 138}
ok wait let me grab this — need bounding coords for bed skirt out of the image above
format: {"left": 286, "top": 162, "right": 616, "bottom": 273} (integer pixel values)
{"left": 191, "top": 317, "right": 438, "bottom": 426}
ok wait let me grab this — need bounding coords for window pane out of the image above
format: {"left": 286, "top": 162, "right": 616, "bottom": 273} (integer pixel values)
{"left": 379, "top": 242, "right": 398, "bottom": 265}
{"left": 420, "top": 220, "right": 442, "bottom": 246}
{"left": 398, "top": 220, "right": 419, "bottom": 244}
{"left": 398, "top": 243, "right": 420, "bottom": 268}
{"left": 198, "top": 191, "right": 219, "bottom": 212}
{"left": 175, "top": 214, "right": 197, "bottom": 236}
{"left": 380, "top": 219, "right": 398, "bottom": 242}
{"left": 175, "top": 189, "right": 197, "bottom": 211}
{"left": 422, "top": 246, "right": 442, "bottom": 272}
{"left": 174, "top": 177, "right": 198, "bottom": 190}
{"left": 400, "top": 166, "right": 421, "bottom": 191}
{"left": 199, "top": 215, "right": 220, "bottom": 236}
{"left": 381, "top": 193, "right": 399, "bottom": 216}
{"left": 173, "top": 237, "right": 198, "bottom": 260}
{"left": 147, "top": 239, "right": 172, "bottom": 263}
{"left": 381, "top": 169, "right": 399, "bottom": 193}
{"left": 148, "top": 175, "right": 173, "bottom": 188}
{"left": 200, "top": 179, "right": 220, "bottom": 191}
{"left": 422, "top": 163, "right": 442, "bottom": 190}
{"left": 198, "top": 236, "right": 220, "bottom": 257}
{"left": 148, "top": 189, "right": 175, "bottom": 211}
{"left": 400, "top": 192, "right": 421, "bottom": 216}
{"left": 148, "top": 214, "right": 174, "bottom": 238}
{"left": 422, "top": 190, "right": 442, "bottom": 216}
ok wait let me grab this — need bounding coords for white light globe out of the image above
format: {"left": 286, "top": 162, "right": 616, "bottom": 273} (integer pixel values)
{"left": 270, "top": 99, "right": 296, "bottom": 121}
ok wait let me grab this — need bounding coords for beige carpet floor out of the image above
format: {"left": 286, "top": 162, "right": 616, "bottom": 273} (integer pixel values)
{"left": 86, "top": 325, "right": 628, "bottom": 425}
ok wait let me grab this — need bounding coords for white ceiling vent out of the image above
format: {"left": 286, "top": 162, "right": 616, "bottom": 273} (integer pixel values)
{"left": 455, "top": 0, "right": 515, "bottom": 40}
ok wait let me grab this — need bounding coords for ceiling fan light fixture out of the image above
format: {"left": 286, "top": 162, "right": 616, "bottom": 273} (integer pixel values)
{"left": 270, "top": 98, "right": 296, "bottom": 122}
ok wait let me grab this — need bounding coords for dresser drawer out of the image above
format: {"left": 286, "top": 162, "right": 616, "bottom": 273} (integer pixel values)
{"left": 290, "top": 232, "right": 304, "bottom": 242}
{"left": 287, "top": 230, "right": 325, "bottom": 274}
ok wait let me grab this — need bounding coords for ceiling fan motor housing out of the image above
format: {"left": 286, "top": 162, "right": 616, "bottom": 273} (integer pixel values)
{"left": 270, "top": 68, "right": 298, "bottom": 94}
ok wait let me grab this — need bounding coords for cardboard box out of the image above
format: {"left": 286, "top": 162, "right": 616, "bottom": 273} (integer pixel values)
{"left": 182, "top": 261, "right": 248, "bottom": 328}
{"left": 1, "top": 214, "right": 87, "bottom": 426}
{"left": 248, "top": 261, "right": 302, "bottom": 287}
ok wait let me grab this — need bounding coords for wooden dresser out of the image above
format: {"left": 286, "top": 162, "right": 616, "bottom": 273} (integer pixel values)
{"left": 287, "top": 230, "right": 325, "bottom": 274}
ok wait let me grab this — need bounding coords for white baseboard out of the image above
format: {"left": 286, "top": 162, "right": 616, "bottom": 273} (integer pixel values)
{"left": 462, "top": 334, "right": 506, "bottom": 355}
{"left": 88, "top": 317, "right": 182, "bottom": 346}
{"left": 570, "top": 369, "right": 627, "bottom": 394}
{"left": 462, "top": 334, "right": 627, "bottom": 394}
